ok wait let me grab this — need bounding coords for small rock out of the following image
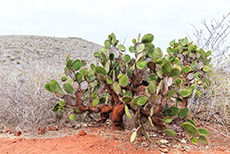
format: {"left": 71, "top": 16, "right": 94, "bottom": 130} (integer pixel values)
{"left": 172, "top": 144, "right": 182, "bottom": 149}
{"left": 180, "top": 147, "right": 186, "bottom": 151}
{"left": 38, "top": 127, "right": 45, "bottom": 134}
{"left": 112, "top": 136, "right": 118, "bottom": 140}
{"left": 48, "top": 127, "right": 58, "bottom": 131}
{"left": 158, "top": 147, "right": 168, "bottom": 153}
{"left": 6, "top": 129, "right": 12, "bottom": 133}
{"left": 159, "top": 139, "right": 169, "bottom": 144}
{"left": 78, "top": 130, "right": 87, "bottom": 136}
{"left": 14, "top": 131, "right": 21, "bottom": 136}
{"left": 141, "top": 142, "right": 149, "bottom": 148}
{"left": 183, "top": 145, "right": 191, "bottom": 151}
{"left": 82, "top": 123, "right": 88, "bottom": 127}
{"left": 159, "top": 144, "right": 167, "bottom": 148}
{"left": 74, "top": 123, "right": 82, "bottom": 129}
{"left": 180, "top": 139, "right": 187, "bottom": 144}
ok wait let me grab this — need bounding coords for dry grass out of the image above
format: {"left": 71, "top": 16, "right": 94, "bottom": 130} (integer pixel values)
{"left": 0, "top": 35, "right": 102, "bottom": 132}
{"left": 189, "top": 69, "right": 230, "bottom": 136}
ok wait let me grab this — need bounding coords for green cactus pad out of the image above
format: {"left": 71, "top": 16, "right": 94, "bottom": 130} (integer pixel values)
{"left": 168, "top": 107, "right": 179, "bottom": 116}
{"left": 169, "top": 68, "right": 180, "bottom": 78}
{"left": 122, "top": 96, "right": 132, "bottom": 104}
{"left": 141, "top": 34, "right": 154, "bottom": 43}
{"left": 59, "top": 100, "right": 66, "bottom": 107}
{"left": 106, "top": 77, "right": 113, "bottom": 85}
{"left": 72, "top": 59, "right": 81, "bottom": 71}
{"left": 198, "top": 128, "right": 209, "bottom": 136}
{"left": 92, "top": 92, "right": 97, "bottom": 99}
{"left": 147, "top": 61, "right": 155, "bottom": 70}
{"left": 154, "top": 58, "right": 163, "bottom": 65}
{"left": 129, "top": 46, "right": 135, "bottom": 53}
{"left": 61, "top": 75, "right": 68, "bottom": 82}
{"left": 198, "top": 135, "right": 208, "bottom": 145}
{"left": 45, "top": 84, "right": 54, "bottom": 93}
{"left": 49, "top": 80, "right": 60, "bottom": 92}
{"left": 179, "top": 108, "right": 189, "bottom": 119}
{"left": 148, "top": 81, "right": 156, "bottom": 94}
{"left": 113, "top": 82, "right": 121, "bottom": 93}
{"left": 119, "top": 75, "right": 129, "bottom": 87}
{"left": 146, "top": 74, "right": 158, "bottom": 83}
{"left": 96, "top": 66, "right": 107, "bottom": 76}
{"left": 63, "top": 83, "right": 75, "bottom": 94}
{"left": 189, "top": 52, "right": 194, "bottom": 59}
{"left": 183, "top": 65, "right": 191, "bottom": 73}
{"left": 152, "top": 48, "right": 163, "bottom": 59}
{"left": 203, "top": 66, "right": 210, "bottom": 72}
{"left": 52, "top": 103, "right": 59, "bottom": 111}
{"left": 169, "top": 56, "right": 175, "bottom": 62}
{"left": 93, "top": 97, "right": 99, "bottom": 107}
{"left": 175, "top": 78, "right": 182, "bottom": 86}
{"left": 97, "top": 73, "right": 106, "bottom": 82}
{"left": 186, "top": 119, "right": 197, "bottom": 128}
{"left": 74, "top": 107, "right": 80, "bottom": 113}
{"left": 94, "top": 52, "right": 100, "bottom": 58}
{"left": 181, "top": 122, "right": 197, "bottom": 136}
{"left": 170, "top": 40, "right": 175, "bottom": 46}
{"left": 109, "top": 53, "right": 114, "bottom": 60}
{"left": 68, "top": 78, "right": 74, "bottom": 84}
{"left": 56, "top": 85, "right": 65, "bottom": 96}
{"left": 130, "top": 131, "right": 137, "bottom": 142}
{"left": 181, "top": 38, "right": 188, "bottom": 46}
{"left": 124, "top": 91, "right": 132, "bottom": 98}
{"left": 136, "top": 43, "right": 145, "bottom": 53}
{"left": 167, "top": 47, "right": 174, "bottom": 54}
{"left": 191, "top": 61, "right": 197, "bottom": 70}
{"left": 118, "top": 44, "right": 126, "bottom": 52}
{"left": 163, "top": 117, "right": 173, "bottom": 123}
{"left": 137, "top": 96, "right": 148, "bottom": 106}
{"left": 124, "top": 55, "right": 131, "bottom": 63}
{"left": 76, "top": 72, "right": 82, "bottom": 83}
{"left": 125, "top": 105, "right": 132, "bottom": 119}
{"left": 191, "top": 137, "right": 198, "bottom": 144}
{"left": 178, "top": 87, "right": 192, "bottom": 97}
{"left": 66, "top": 59, "right": 72, "bottom": 68}
{"left": 90, "top": 63, "right": 96, "bottom": 71}
{"left": 104, "top": 40, "right": 111, "bottom": 48}
{"left": 164, "top": 129, "right": 176, "bottom": 137}
{"left": 136, "top": 60, "right": 147, "bottom": 69}
{"left": 147, "top": 49, "right": 153, "bottom": 57}
{"left": 206, "top": 51, "right": 211, "bottom": 56}
{"left": 167, "top": 89, "right": 176, "bottom": 98}
{"left": 69, "top": 113, "right": 76, "bottom": 121}
{"left": 162, "top": 61, "right": 172, "bottom": 75}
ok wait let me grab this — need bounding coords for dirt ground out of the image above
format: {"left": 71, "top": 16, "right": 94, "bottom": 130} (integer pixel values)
{"left": 0, "top": 123, "right": 229, "bottom": 154}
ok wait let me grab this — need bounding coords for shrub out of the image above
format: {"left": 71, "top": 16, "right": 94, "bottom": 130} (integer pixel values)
{"left": 45, "top": 33, "right": 211, "bottom": 144}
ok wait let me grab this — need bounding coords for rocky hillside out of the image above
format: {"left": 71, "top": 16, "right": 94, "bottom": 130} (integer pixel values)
{"left": 0, "top": 35, "right": 102, "bottom": 131}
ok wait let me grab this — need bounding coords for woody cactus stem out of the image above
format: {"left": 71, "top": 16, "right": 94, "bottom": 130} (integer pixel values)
{"left": 46, "top": 33, "right": 211, "bottom": 144}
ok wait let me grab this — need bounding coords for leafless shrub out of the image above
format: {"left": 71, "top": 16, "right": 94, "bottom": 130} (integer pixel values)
{"left": 188, "top": 13, "right": 230, "bottom": 136}
{"left": 0, "top": 36, "right": 102, "bottom": 132}
{"left": 188, "top": 12, "right": 230, "bottom": 68}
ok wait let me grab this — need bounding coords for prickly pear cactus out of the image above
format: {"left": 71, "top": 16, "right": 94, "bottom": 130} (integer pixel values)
{"left": 45, "top": 33, "right": 211, "bottom": 144}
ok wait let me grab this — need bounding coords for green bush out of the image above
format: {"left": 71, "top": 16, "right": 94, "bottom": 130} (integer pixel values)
{"left": 45, "top": 33, "right": 211, "bottom": 144}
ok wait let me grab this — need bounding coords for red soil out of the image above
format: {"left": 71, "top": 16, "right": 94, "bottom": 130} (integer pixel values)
{"left": 0, "top": 125, "right": 229, "bottom": 154}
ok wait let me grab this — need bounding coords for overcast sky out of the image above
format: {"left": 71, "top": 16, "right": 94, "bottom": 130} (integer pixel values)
{"left": 0, "top": 0, "right": 229, "bottom": 50}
